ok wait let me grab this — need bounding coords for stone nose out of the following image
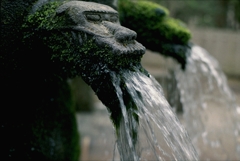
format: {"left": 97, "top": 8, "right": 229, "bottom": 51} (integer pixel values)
{"left": 114, "top": 27, "right": 137, "bottom": 43}
{"left": 103, "top": 21, "right": 137, "bottom": 43}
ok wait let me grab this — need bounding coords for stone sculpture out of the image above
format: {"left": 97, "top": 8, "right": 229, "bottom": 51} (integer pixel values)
{"left": 0, "top": 0, "right": 146, "bottom": 160}
{"left": 118, "top": 0, "right": 192, "bottom": 69}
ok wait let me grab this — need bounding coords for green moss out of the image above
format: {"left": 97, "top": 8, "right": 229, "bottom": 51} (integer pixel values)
{"left": 22, "top": 0, "right": 141, "bottom": 77}
{"left": 118, "top": 0, "right": 192, "bottom": 68}
{"left": 22, "top": 0, "right": 146, "bottom": 153}
{"left": 150, "top": 17, "right": 191, "bottom": 44}
{"left": 119, "top": 0, "right": 169, "bottom": 22}
{"left": 23, "top": 1, "right": 65, "bottom": 30}
{"left": 119, "top": 0, "right": 191, "bottom": 44}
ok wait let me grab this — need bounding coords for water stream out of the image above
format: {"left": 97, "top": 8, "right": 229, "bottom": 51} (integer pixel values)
{"left": 172, "top": 45, "right": 240, "bottom": 160}
{"left": 109, "top": 69, "right": 198, "bottom": 161}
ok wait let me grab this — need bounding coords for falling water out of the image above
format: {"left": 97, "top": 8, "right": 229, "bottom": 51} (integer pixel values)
{"left": 109, "top": 69, "right": 198, "bottom": 161}
{"left": 173, "top": 45, "right": 240, "bottom": 160}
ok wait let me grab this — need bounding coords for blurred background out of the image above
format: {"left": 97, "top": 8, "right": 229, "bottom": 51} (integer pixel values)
{"left": 150, "top": 0, "right": 240, "bottom": 77}
{"left": 152, "top": 0, "right": 240, "bottom": 30}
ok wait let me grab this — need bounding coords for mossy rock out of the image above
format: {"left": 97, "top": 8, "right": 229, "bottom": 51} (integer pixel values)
{"left": 1, "top": 0, "right": 147, "bottom": 159}
{"left": 118, "top": 0, "right": 192, "bottom": 68}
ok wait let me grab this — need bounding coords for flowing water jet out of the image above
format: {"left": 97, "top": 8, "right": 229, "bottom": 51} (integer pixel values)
{"left": 52, "top": 1, "right": 199, "bottom": 160}
{"left": 1, "top": 0, "right": 199, "bottom": 160}
{"left": 102, "top": 68, "right": 198, "bottom": 161}
{"left": 117, "top": 0, "right": 239, "bottom": 159}
{"left": 170, "top": 45, "right": 240, "bottom": 160}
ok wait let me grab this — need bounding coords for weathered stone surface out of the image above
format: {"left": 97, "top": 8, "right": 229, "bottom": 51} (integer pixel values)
{"left": 0, "top": 0, "right": 146, "bottom": 160}
{"left": 82, "top": 0, "right": 117, "bottom": 9}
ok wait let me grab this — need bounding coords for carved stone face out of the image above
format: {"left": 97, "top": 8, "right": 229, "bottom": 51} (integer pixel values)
{"left": 56, "top": 1, "right": 145, "bottom": 57}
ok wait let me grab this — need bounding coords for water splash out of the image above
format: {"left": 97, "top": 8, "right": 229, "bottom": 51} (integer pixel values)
{"left": 173, "top": 45, "right": 240, "bottom": 160}
{"left": 109, "top": 69, "right": 198, "bottom": 161}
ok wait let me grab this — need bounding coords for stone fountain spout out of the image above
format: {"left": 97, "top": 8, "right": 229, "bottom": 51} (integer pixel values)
{"left": 1, "top": 0, "right": 198, "bottom": 160}
{"left": 1, "top": 0, "right": 147, "bottom": 160}
{"left": 118, "top": 0, "right": 192, "bottom": 69}
{"left": 54, "top": 0, "right": 148, "bottom": 131}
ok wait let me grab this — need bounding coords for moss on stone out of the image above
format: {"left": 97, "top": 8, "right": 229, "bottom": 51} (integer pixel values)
{"left": 119, "top": 0, "right": 191, "bottom": 43}
{"left": 119, "top": 0, "right": 169, "bottom": 22}
{"left": 118, "top": 0, "right": 192, "bottom": 68}
{"left": 2, "top": 0, "right": 149, "bottom": 159}
{"left": 22, "top": 0, "right": 144, "bottom": 136}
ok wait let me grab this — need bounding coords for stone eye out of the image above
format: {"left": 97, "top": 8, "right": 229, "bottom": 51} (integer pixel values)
{"left": 86, "top": 14, "right": 101, "bottom": 21}
{"left": 109, "top": 15, "right": 118, "bottom": 22}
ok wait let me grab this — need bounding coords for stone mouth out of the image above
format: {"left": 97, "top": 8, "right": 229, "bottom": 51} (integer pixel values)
{"left": 95, "top": 36, "right": 146, "bottom": 57}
